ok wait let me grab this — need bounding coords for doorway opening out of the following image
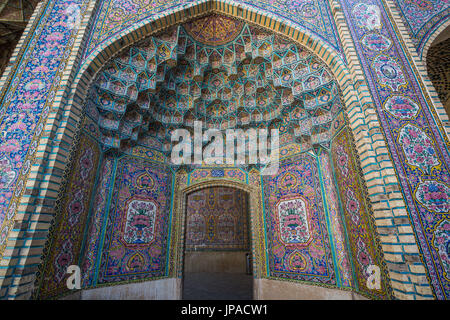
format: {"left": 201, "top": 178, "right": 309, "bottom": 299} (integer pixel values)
{"left": 426, "top": 25, "right": 450, "bottom": 117}
{"left": 182, "top": 186, "right": 253, "bottom": 300}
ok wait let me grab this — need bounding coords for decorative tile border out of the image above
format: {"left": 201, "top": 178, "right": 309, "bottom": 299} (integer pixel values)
{"left": 0, "top": 0, "right": 100, "bottom": 300}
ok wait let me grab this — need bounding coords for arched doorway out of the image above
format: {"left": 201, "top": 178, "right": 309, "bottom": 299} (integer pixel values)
{"left": 172, "top": 176, "right": 264, "bottom": 300}
{"left": 182, "top": 186, "right": 253, "bottom": 300}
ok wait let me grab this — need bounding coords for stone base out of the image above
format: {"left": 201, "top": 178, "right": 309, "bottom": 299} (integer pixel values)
{"left": 79, "top": 278, "right": 180, "bottom": 300}
{"left": 59, "top": 277, "right": 369, "bottom": 300}
{"left": 184, "top": 251, "right": 249, "bottom": 273}
{"left": 254, "top": 278, "right": 368, "bottom": 300}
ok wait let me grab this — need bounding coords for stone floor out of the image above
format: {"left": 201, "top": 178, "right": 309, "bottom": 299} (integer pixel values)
{"left": 182, "top": 272, "right": 253, "bottom": 300}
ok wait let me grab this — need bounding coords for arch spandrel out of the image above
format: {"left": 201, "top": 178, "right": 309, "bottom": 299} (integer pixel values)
{"left": 82, "top": 0, "right": 344, "bottom": 62}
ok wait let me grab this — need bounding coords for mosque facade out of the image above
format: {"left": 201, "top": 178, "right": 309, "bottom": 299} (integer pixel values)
{"left": 0, "top": 0, "right": 449, "bottom": 300}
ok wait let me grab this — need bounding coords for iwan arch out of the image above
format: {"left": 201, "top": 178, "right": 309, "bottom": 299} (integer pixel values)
{"left": 0, "top": 0, "right": 448, "bottom": 300}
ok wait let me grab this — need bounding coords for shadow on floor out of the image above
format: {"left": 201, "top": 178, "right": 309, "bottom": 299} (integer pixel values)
{"left": 182, "top": 272, "right": 253, "bottom": 300}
